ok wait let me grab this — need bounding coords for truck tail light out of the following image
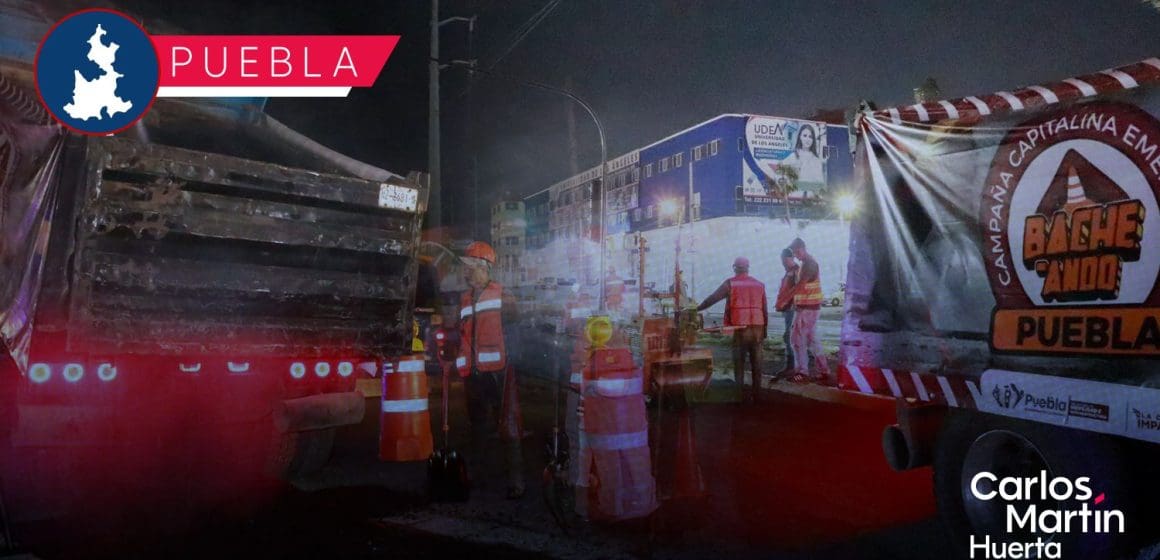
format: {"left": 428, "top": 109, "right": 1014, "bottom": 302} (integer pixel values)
{"left": 337, "top": 362, "right": 354, "bottom": 377}
{"left": 97, "top": 363, "right": 117, "bottom": 382}
{"left": 314, "top": 362, "right": 331, "bottom": 378}
{"left": 29, "top": 363, "right": 51, "bottom": 384}
{"left": 290, "top": 362, "right": 307, "bottom": 379}
{"left": 62, "top": 363, "right": 84, "bottom": 383}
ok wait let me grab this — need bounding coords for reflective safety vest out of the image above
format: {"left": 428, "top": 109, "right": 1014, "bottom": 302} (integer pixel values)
{"left": 456, "top": 281, "right": 507, "bottom": 377}
{"left": 794, "top": 265, "right": 825, "bottom": 308}
{"left": 727, "top": 273, "right": 766, "bottom": 327}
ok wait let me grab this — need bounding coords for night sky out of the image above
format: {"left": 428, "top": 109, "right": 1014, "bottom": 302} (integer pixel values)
{"left": 127, "top": 0, "right": 1160, "bottom": 231}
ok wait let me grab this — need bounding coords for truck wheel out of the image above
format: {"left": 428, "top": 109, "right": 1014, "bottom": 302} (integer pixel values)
{"left": 933, "top": 410, "right": 1138, "bottom": 560}
{"left": 273, "top": 428, "right": 336, "bottom": 479}
{"left": 831, "top": 297, "right": 841, "bottom": 307}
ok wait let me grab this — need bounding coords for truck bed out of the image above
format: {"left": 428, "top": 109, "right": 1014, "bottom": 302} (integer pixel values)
{"left": 46, "top": 137, "right": 426, "bottom": 358}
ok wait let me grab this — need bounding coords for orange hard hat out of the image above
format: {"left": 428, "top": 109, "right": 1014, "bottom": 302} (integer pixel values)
{"left": 463, "top": 241, "right": 497, "bottom": 264}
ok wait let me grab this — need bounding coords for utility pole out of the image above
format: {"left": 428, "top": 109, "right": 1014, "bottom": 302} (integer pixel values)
{"left": 428, "top": 0, "right": 441, "bottom": 229}
{"left": 429, "top": 1, "right": 475, "bottom": 231}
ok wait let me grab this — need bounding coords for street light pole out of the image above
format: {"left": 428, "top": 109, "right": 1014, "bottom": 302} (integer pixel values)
{"left": 445, "top": 62, "right": 609, "bottom": 310}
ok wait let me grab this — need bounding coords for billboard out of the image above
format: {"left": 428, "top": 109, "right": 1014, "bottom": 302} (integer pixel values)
{"left": 741, "top": 116, "right": 829, "bottom": 200}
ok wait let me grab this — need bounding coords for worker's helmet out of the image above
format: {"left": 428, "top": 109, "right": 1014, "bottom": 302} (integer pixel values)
{"left": 733, "top": 256, "right": 750, "bottom": 269}
{"left": 463, "top": 241, "right": 497, "bottom": 265}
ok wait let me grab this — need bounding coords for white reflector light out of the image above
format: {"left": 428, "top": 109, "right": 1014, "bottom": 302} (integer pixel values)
{"left": 29, "top": 363, "right": 51, "bottom": 384}
{"left": 62, "top": 363, "right": 84, "bottom": 383}
{"left": 290, "top": 362, "right": 307, "bottom": 379}
{"left": 315, "top": 362, "right": 331, "bottom": 378}
{"left": 338, "top": 362, "right": 354, "bottom": 377}
{"left": 97, "top": 363, "right": 117, "bottom": 382}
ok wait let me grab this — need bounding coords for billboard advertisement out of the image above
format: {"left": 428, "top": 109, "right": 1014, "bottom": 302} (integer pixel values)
{"left": 741, "top": 116, "right": 828, "bottom": 200}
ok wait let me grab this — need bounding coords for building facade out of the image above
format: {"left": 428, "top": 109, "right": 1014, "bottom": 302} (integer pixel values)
{"left": 513, "top": 113, "right": 855, "bottom": 291}
{"left": 489, "top": 199, "right": 526, "bottom": 286}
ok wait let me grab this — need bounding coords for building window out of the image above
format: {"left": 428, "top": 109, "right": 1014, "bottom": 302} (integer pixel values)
{"left": 693, "top": 145, "right": 703, "bottom": 161}
{"left": 660, "top": 158, "right": 669, "bottom": 172}
{"left": 645, "top": 163, "right": 653, "bottom": 178}
{"left": 634, "top": 208, "right": 642, "bottom": 221}
{"left": 647, "top": 205, "right": 655, "bottom": 219}
{"left": 674, "top": 152, "right": 683, "bottom": 168}
{"left": 709, "top": 139, "right": 720, "bottom": 156}
{"left": 632, "top": 168, "right": 640, "bottom": 182}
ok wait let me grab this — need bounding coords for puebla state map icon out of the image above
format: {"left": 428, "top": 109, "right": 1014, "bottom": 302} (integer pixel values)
{"left": 36, "top": 9, "right": 159, "bottom": 135}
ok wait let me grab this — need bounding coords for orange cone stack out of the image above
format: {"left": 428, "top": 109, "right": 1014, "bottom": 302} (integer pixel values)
{"left": 579, "top": 345, "right": 658, "bottom": 521}
{"left": 379, "top": 354, "right": 434, "bottom": 461}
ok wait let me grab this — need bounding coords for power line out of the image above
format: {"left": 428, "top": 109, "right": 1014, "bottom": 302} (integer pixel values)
{"left": 483, "top": 0, "right": 562, "bottom": 73}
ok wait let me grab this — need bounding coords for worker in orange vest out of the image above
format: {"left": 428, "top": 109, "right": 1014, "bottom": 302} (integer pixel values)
{"left": 785, "top": 238, "right": 828, "bottom": 384}
{"left": 697, "top": 256, "right": 768, "bottom": 403}
{"left": 457, "top": 241, "right": 525, "bottom": 499}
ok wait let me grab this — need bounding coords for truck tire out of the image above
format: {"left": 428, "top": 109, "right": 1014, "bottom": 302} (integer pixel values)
{"left": 273, "top": 428, "right": 336, "bottom": 479}
{"left": 831, "top": 297, "right": 841, "bottom": 307}
{"left": 933, "top": 410, "right": 1139, "bottom": 560}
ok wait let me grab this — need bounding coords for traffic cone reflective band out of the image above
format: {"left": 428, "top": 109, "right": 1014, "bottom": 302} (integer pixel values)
{"left": 579, "top": 346, "right": 657, "bottom": 521}
{"left": 1063, "top": 166, "right": 1094, "bottom": 213}
{"left": 379, "top": 354, "right": 433, "bottom": 462}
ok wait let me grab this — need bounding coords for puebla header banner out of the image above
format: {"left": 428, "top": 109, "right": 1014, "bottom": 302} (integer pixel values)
{"left": 35, "top": 9, "right": 399, "bottom": 134}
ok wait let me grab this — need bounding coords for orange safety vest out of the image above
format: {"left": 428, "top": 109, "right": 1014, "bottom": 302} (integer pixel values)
{"left": 727, "top": 274, "right": 766, "bottom": 327}
{"left": 794, "top": 264, "right": 824, "bottom": 308}
{"left": 456, "top": 281, "right": 507, "bottom": 377}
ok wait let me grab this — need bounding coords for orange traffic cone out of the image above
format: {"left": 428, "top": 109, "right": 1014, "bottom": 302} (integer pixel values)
{"left": 379, "top": 355, "right": 434, "bottom": 461}
{"left": 672, "top": 407, "right": 705, "bottom": 500}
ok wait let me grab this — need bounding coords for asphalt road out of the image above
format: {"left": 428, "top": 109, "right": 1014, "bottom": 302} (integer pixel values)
{"left": 12, "top": 325, "right": 947, "bottom": 559}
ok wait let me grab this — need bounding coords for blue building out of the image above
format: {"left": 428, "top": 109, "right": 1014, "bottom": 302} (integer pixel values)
{"left": 630, "top": 114, "right": 853, "bottom": 231}
{"left": 518, "top": 113, "right": 854, "bottom": 288}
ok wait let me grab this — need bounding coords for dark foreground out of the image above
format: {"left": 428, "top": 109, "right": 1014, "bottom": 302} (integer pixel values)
{"left": 12, "top": 367, "right": 945, "bottom": 559}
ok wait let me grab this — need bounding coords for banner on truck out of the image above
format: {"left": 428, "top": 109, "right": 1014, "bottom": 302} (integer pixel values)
{"left": 852, "top": 59, "right": 1160, "bottom": 361}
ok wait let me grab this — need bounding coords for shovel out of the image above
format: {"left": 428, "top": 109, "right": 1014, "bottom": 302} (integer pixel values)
{"left": 426, "top": 362, "right": 470, "bottom": 502}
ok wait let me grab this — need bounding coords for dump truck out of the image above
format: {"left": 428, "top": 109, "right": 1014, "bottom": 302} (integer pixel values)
{"left": 0, "top": 53, "right": 426, "bottom": 544}
{"left": 839, "top": 58, "right": 1160, "bottom": 558}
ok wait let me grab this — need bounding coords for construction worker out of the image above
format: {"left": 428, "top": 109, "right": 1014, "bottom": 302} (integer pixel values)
{"left": 456, "top": 241, "right": 525, "bottom": 499}
{"left": 696, "top": 257, "right": 768, "bottom": 403}
{"left": 773, "top": 247, "right": 799, "bottom": 379}
{"left": 786, "top": 238, "right": 829, "bottom": 384}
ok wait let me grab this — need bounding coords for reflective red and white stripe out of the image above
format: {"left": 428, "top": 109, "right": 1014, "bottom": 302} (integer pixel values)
{"left": 873, "top": 57, "right": 1160, "bottom": 125}
{"left": 837, "top": 365, "right": 982, "bottom": 410}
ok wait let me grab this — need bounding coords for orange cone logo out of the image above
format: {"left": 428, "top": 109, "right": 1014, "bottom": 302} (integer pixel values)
{"left": 1020, "top": 151, "right": 1143, "bottom": 304}
{"left": 981, "top": 102, "right": 1160, "bottom": 356}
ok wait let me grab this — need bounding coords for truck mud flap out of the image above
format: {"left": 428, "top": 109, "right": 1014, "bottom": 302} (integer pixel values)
{"left": 275, "top": 391, "right": 366, "bottom": 433}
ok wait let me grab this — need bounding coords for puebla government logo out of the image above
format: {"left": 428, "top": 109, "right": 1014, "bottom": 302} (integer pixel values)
{"left": 35, "top": 9, "right": 159, "bottom": 135}
{"left": 981, "top": 102, "right": 1160, "bottom": 356}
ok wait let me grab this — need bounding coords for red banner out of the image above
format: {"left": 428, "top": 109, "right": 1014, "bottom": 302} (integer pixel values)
{"left": 151, "top": 35, "right": 399, "bottom": 97}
